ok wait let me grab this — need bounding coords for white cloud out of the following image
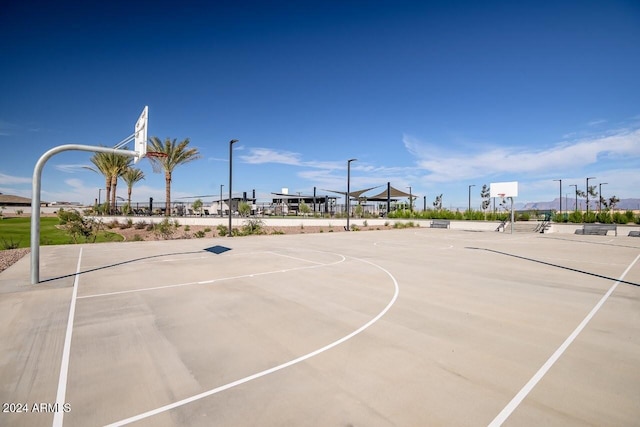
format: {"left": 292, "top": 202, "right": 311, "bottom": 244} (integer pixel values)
{"left": 0, "top": 172, "right": 31, "bottom": 185}
{"left": 239, "top": 148, "right": 302, "bottom": 165}
{"left": 404, "top": 128, "right": 640, "bottom": 182}
{"left": 55, "top": 164, "right": 90, "bottom": 173}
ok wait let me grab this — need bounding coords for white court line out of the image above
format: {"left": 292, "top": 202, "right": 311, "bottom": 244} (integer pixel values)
{"left": 488, "top": 253, "right": 640, "bottom": 427}
{"left": 52, "top": 248, "right": 83, "bottom": 427}
{"left": 104, "top": 255, "right": 400, "bottom": 427}
{"left": 77, "top": 252, "right": 346, "bottom": 299}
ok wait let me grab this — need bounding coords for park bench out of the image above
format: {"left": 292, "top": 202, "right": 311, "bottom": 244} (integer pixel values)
{"left": 430, "top": 219, "right": 450, "bottom": 229}
{"left": 628, "top": 231, "right": 640, "bottom": 237}
{"left": 575, "top": 224, "right": 617, "bottom": 236}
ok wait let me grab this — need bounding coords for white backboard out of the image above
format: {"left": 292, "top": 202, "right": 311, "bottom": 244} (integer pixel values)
{"left": 490, "top": 181, "right": 518, "bottom": 198}
{"left": 134, "top": 106, "right": 148, "bottom": 163}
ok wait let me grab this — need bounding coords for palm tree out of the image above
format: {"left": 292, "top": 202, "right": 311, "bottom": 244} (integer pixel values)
{"left": 86, "top": 151, "right": 132, "bottom": 214}
{"left": 147, "top": 137, "right": 201, "bottom": 215}
{"left": 109, "top": 154, "right": 133, "bottom": 214}
{"left": 122, "top": 167, "right": 145, "bottom": 210}
{"left": 87, "top": 151, "right": 113, "bottom": 214}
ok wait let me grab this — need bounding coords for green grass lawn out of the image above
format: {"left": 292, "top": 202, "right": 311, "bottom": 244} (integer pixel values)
{"left": 0, "top": 217, "right": 123, "bottom": 249}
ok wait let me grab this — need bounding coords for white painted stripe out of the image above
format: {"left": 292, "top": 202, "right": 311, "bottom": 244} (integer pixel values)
{"left": 104, "top": 255, "right": 400, "bottom": 427}
{"left": 52, "top": 248, "right": 83, "bottom": 427}
{"left": 77, "top": 254, "right": 346, "bottom": 299}
{"left": 488, "top": 253, "right": 640, "bottom": 427}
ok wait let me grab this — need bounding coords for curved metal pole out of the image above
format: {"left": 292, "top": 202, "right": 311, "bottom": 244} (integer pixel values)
{"left": 31, "top": 144, "right": 137, "bottom": 284}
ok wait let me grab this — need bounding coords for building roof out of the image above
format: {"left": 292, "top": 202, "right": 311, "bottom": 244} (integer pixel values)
{"left": 0, "top": 194, "right": 33, "bottom": 205}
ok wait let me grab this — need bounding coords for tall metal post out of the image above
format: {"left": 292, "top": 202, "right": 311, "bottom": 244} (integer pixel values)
{"left": 553, "top": 179, "right": 562, "bottom": 216}
{"left": 468, "top": 184, "right": 475, "bottom": 214}
{"left": 586, "top": 176, "right": 595, "bottom": 215}
{"left": 569, "top": 184, "right": 578, "bottom": 210}
{"left": 228, "top": 139, "right": 238, "bottom": 236}
{"left": 346, "top": 158, "right": 357, "bottom": 230}
{"left": 598, "top": 182, "right": 608, "bottom": 212}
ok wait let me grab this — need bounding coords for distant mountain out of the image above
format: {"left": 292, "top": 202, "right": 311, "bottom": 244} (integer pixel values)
{"left": 521, "top": 198, "right": 640, "bottom": 211}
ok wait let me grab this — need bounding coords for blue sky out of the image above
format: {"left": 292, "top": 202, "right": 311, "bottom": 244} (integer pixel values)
{"left": 1, "top": 0, "right": 639, "bottom": 209}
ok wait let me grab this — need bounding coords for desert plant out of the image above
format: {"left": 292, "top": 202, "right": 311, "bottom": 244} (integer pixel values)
{"left": 194, "top": 230, "right": 206, "bottom": 238}
{"left": 57, "top": 209, "right": 104, "bottom": 243}
{"left": 204, "top": 227, "right": 212, "bottom": 233}
{"left": 131, "top": 234, "right": 144, "bottom": 241}
{"left": 216, "top": 224, "right": 229, "bottom": 236}
{"left": 1, "top": 237, "right": 21, "bottom": 250}
{"left": 242, "top": 219, "right": 265, "bottom": 235}
{"left": 153, "top": 218, "right": 177, "bottom": 240}
{"left": 134, "top": 220, "right": 147, "bottom": 229}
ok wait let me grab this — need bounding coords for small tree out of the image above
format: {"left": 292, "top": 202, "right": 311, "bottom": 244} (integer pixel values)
{"left": 238, "top": 201, "right": 251, "bottom": 217}
{"left": 192, "top": 199, "right": 203, "bottom": 216}
{"left": 480, "top": 184, "right": 491, "bottom": 217}
{"left": 299, "top": 201, "right": 311, "bottom": 216}
{"left": 433, "top": 194, "right": 443, "bottom": 210}
{"left": 57, "top": 208, "right": 104, "bottom": 243}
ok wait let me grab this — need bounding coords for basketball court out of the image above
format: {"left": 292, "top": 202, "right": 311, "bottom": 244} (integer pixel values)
{"left": 1, "top": 228, "right": 639, "bottom": 426}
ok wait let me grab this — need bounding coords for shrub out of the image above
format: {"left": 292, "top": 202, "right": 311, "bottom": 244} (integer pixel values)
{"left": 216, "top": 224, "right": 229, "bottom": 236}
{"left": 568, "top": 211, "right": 583, "bottom": 223}
{"left": 612, "top": 212, "right": 629, "bottom": 224}
{"left": 56, "top": 208, "right": 105, "bottom": 243}
{"left": 583, "top": 212, "right": 597, "bottom": 223}
{"left": 351, "top": 225, "right": 360, "bottom": 231}
{"left": 131, "top": 234, "right": 144, "bottom": 242}
{"left": 204, "top": 227, "right": 212, "bottom": 233}
{"left": 1, "top": 237, "right": 21, "bottom": 250}
{"left": 194, "top": 230, "right": 206, "bottom": 238}
{"left": 517, "top": 212, "right": 530, "bottom": 221}
{"left": 393, "top": 221, "right": 416, "bottom": 229}
{"left": 625, "top": 210, "right": 635, "bottom": 223}
{"left": 363, "top": 220, "right": 368, "bottom": 227}
{"left": 153, "top": 218, "right": 177, "bottom": 240}
{"left": 184, "top": 225, "right": 191, "bottom": 232}
{"left": 242, "top": 219, "right": 265, "bottom": 235}
{"left": 134, "top": 220, "right": 147, "bottom": 230}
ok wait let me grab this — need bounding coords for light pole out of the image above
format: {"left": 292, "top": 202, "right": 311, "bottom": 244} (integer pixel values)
{"left": 407, "top": 186, "right": 412, "bottom": 212}
{"left": 219, "top": 184, "right": 224, "bottom": 217}
{"left": 228, "top": 139, "right": 238, "bottom": 237}
{"left": 586, "top": 176, "right": 595, "bottom": 215}
{"left": 569, "top": 184, "right": 578, "bottom": 210}
{"left": 553, "top": 179, "right": 562, "bottom": 216}
{"left": 346, "top": 158, "right": 357, "bottom": 231}
{"left": 599, "top": 182, "right": 608, "bottom": 212}
{"left": 468, "top": 184, "right": 475, "bottom": 214}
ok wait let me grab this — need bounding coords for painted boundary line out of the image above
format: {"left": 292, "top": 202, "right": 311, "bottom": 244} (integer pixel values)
{"left": 104, "top": 255, "right": 400, "bottom": 427}
{"left": 52, "top": 248, "right": 83, "bottom": 427}
{"left": 77, "top": 251, "right": 345, "bottom": 300}
{"left": 488, "top": 253, "right": 640, "bottom": 426}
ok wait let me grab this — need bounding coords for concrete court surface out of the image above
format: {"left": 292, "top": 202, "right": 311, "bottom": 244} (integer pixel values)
{"left": 0, "top": 228, "right": 639, "bottom": 427}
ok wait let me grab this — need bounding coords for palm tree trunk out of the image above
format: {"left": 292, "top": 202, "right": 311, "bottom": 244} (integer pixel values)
{"left": 105, "top": 178, "right": 112, "bottom": 215}
{"left": 111, "top": 175, "right": 118, "bottom": 214}
{"left": 165, "top": 172, "right": 171, "bottom": 216}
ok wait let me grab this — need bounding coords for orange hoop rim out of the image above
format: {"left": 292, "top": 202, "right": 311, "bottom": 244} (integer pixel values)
{"left": 145, "top": 151, "right": 168, "bottom": 158}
